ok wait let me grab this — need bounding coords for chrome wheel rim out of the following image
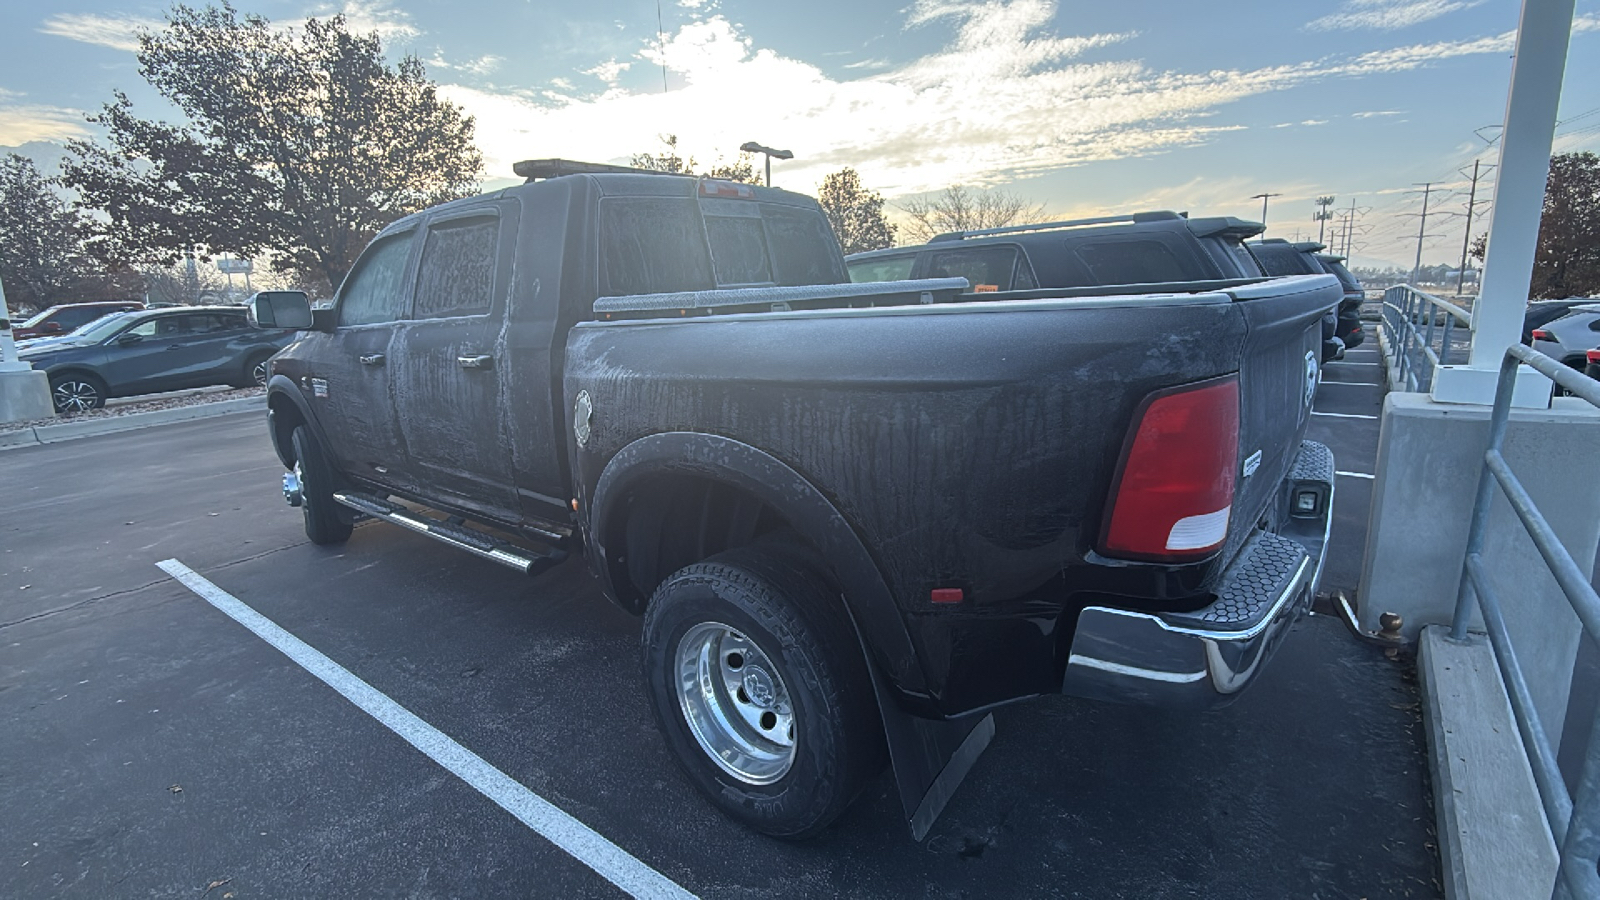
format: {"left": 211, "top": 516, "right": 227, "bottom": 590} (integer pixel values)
{"left": 53, "top": 380, "right": 99, "bottom": 413}
{"left": 675, "top": 621, "right": 796, "bottom": 784}
{"left": 251, "top": 358, "right": 270, "bottom": 386}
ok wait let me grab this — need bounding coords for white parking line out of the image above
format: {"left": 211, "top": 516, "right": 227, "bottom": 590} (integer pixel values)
{"left": 1315, "top": 380, "right": 1382, "bottom": 387}
{"left": 1336, "top": 471, "right": 1376, "bottom": 480}
{"left": 1327, "top": 361, "right": 1381, "bottom": 367}
{"left": 1312, "top": 411, "right": 1379, "bottom": 420}
{"left": 155, "top": 558, "right": 698, "bottom": 900}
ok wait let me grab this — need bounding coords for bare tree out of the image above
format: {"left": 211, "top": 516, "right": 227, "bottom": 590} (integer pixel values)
{"left": 899, "top": 185, "right": 1048, "bottom": 244}
{"left": 630, "top": 135, "right": 760, "bottom": 184}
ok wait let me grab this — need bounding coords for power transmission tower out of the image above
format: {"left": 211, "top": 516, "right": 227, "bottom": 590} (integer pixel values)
{"left": 1454, "top": 159, "right": 1496, "bottom": 295}
{"left": 1314, "top": 196, "right": 1336, "bottom": 244}
{"left": 1405, "top": 183, "right": 1443, "bottom": 284}
{"left": 1250, "top": 192, "right": 1283, "bottom": 230}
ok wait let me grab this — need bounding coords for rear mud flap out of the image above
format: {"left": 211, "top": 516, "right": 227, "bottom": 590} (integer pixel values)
{"left": 861, "top": 649, "right": 995, "bottom": 841}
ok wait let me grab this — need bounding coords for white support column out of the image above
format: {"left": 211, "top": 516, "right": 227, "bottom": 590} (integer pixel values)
{"left": 1431, "top": 0, "right": 1574, "bottom": 408}
{"left": 0, "top": 274, "right": 56, "bottom": 423}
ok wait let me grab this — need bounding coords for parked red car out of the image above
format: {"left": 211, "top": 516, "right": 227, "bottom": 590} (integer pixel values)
{"left": 12, "top": 301, "right": 144, "bottom": 341}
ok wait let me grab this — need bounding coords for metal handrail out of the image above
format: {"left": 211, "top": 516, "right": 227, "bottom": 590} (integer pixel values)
{"left": 1450, "top": 343, "right": 1600, "bottom": 899}
{"left": 1380, "top": 285, "right": 1472, "bottom": 392}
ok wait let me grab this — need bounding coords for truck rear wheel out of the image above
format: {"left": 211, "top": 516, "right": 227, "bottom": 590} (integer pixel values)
{"left": 641, "top": 546, "right": 884, "bottom": 839}
{"left": 291, "top": 424, "right": 353, "bottom": 546}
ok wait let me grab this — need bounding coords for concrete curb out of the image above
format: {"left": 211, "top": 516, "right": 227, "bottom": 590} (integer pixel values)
{"left": 1418, "top": 625, "right": 1557, "bottom": 899}
{"left": 0, "top": 395, "right": 265, "bottom": 450}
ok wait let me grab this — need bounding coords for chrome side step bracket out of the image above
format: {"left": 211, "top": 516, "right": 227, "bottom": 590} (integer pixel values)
{"left": 332, "top": 491, "right": 566, "bottom": 576}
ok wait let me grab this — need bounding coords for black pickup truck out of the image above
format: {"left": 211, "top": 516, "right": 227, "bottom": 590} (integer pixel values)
{"left": 252, "top": 160, "right": 1339, "bottom": 840}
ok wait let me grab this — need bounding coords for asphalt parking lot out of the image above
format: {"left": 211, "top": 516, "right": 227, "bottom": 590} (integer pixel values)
{"left": 2, "top": 349, "right": 1440, "bottom": 899}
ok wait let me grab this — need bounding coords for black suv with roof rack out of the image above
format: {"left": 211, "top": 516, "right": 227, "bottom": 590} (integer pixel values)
{"left": 1248, "top": 239, "right": 1365, "bottom": 351}
{"left": 844, "top": 211, "right": 1268, "bottom": 293}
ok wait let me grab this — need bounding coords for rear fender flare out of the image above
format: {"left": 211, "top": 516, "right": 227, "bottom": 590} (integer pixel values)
{"left": 588, "top": 431, "right": 930, "bottom": 702}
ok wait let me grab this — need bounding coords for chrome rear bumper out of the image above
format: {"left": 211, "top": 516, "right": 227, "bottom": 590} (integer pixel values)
{"left": 1062, "top": 440, "right": 1334, "bottom": 709}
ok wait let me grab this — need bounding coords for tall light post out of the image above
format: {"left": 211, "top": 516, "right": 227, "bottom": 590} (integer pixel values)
{"left": 1250, "top": 192, "right": 1283, "bottom": 231}
{"left": 739, "top": 141, "right": 793, "bottom": 187}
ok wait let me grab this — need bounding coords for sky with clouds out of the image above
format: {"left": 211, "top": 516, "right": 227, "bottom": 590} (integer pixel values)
{"left": 4, "top": 0, "right": 1600, "bottom": 268}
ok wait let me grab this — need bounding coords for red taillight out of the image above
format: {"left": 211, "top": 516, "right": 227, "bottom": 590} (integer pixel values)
{"left": 1101, "top": 377, "right": 1240, "bottom": 563}
{"left": 1532, "top": 328, "right": 1555, "bottom": 342}
{"left": 1588, "top": 349, "right": 1600, "bottom": 364}
{"left": 700, "top": 179, "right": 755, "bottom": 199}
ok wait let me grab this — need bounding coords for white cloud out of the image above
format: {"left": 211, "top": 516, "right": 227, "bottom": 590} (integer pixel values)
{"left": 445, "top": 3, "right": 1300, "bottom": 195}
{"left": 1306, "top": 1, "right": 1481, "bottom": 33}
{"left": 0, "top": 91, "right": 90, "bottom": 145}
{"left": 1352, "top": 109, "right": 1404, "bottom": 118}
{"left": 301, "top": 0, "right": 419, "bottom": 43}
{"left": 38, "top": 13, "right": 162, "bottom": 52}
{"left": 41, "top": 2, "right": 423, "bottom": 53}
{"left": 583, "top": 59, "right": 631, "bottom": 86}
{"left": 426, "top": 52, "right": 503, "bottom": 77}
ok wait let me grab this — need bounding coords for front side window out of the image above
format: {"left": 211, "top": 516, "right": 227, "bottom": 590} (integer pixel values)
{"left": 415, "top": 216, "right": 498, "bottom": 317}
{"left": 925, "top": 247, "right": 1024, "bottom": 292}
{"left": 338, "top": 232, "right": 414, "bottom": 326}
{"left": 847, "top": 255, "right": 915, "bottom": 283}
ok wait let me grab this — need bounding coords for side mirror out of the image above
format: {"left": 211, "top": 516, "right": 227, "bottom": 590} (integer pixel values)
{"left": 115, "top": 332, "right": 143, "bottom": 345}
{"left": 248, "top": 291, "right": 314, "bottom": 329}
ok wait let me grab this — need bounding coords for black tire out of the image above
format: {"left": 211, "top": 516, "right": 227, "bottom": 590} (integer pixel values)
{"left": 291, "top": 424, "right": 352, "bottom": 545}
{"left": 237, "top": 352, "right": 273, "bottom": 388}
{"left": 641, "top": 545, "right": 884, "bottom": 839}
{"left": 49, "top": 372, "right": 108, "bottom": 413}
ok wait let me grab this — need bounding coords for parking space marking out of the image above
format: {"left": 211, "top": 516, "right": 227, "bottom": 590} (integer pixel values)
{"left": 155, "top": 558, "right": 698, "bottom": 900}
{"left": 1314, "top": 380, "right": 1382, "bottom": 387}
{"left": 1312, "top": 411, "right": 1379, "bottom": 420}
{"left": 1336, "top": 471, "right": 1375, "bottom": 480}
{"left": 1327, "top": 361, "right": 1381, "bottom": 367}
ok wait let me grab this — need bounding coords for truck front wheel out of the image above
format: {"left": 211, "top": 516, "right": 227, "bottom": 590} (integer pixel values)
{"left": 641, "top": 546, "right": 884, "bottom": 839}
{"left": 290, "top": 424, "right": 353, "bottom": 546}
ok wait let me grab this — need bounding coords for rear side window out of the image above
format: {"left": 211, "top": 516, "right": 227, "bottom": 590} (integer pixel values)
{"left": 601, "top": 198, "right": 714, "bottom": 296}
{"left": 1254, "top": 246, "right": 1320, "bottom": 277}
{"left": 848, "top": 255, "right": 915, "bottom": 283}
{"left": 924, "top": 247, "right": 1026, "bottom": 292}
{"left": 1202, "top": 237, "right": 1262, "bottom": 278}
{"left": 601, "top": 197, "right": 845, "bottom": 295}
{"left": 1322, "top": 260, "right": 1361, "bottom": 291}
{"left": 1074, "top": 239, "right": 1188, "bottom": 284}
{"left": 338, "top": 232, "right": 414, "bottom": 327}
{"left": 415, "top": 216, "right": 498, "bottom": 317}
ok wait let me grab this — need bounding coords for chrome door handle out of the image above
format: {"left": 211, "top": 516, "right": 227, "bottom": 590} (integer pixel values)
{"left": 358, "top": 354, "right": 386, "bottom": 366}
{"left": 458, "top": 355, "right": 494, "bottom": 369}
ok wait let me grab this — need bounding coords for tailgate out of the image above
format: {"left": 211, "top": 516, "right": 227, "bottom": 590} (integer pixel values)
{"left": 1220, "top": 275, "right": 1341, "bottom": 565}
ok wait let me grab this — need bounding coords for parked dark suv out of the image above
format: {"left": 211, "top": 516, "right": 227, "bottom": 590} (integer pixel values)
{"left": 1249, "top": 240, "right": 1365, "bottom": 350}
{"left": 17, "top": 305, "right": 295, "bottom": 412}
{"left": 12, "top": 301, "right": 144, "bottom": 341}
{"left": 844, "top": 211, "right": 1267, "bottom": 293}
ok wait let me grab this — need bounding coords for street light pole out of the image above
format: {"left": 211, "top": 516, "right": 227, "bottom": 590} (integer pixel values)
{"left": 739, "top": 141, "right": 794, "bottom": 187}
{"left": 1250, "top": 192, "right": 1283, "bottom": 231}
